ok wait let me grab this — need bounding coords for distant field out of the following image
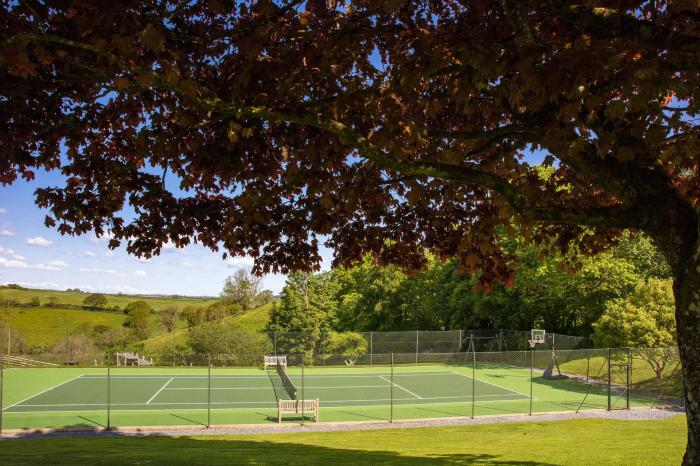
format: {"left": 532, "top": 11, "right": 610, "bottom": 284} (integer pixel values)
{"left": 0, "top": 287, "right": 218, "bottom": 310}
{"left": 0, "top": 287, "right": 220, "bottom": 350}
{"left": 2, "top": 307, "right": 126, "bottom": 347}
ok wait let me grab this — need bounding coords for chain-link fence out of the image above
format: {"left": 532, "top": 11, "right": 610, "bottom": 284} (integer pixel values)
{"left": 0, "top": 347, "right": 682, "bottom": 434}
{"left": 265, "top": 329, "right": 590, "bottom": 356}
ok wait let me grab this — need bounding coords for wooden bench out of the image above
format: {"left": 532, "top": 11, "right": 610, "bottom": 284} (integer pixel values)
{"left": 277, "top": 399, "right": 319, "bottom": 423}
{"left": 63, "top": 361, "right": 79, "bottom": 366}
{"left": 264, "top": 355, "right": 287, "bottom": 370}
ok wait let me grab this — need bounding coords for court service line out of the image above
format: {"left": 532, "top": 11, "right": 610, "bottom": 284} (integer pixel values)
{"left": 379, "top": 375, "right": 423, "bottom": 399}
{"left": 448, "top": 370, "right": 532, "bottom": 398}
{"left": 164, "top": 385, "right": 388, "bottom": 390}
{"left": 146, "top": 377, "right": 174, "bottom": 404}
{"left": 1, "top": 375, "right": 85, "bottom": 411}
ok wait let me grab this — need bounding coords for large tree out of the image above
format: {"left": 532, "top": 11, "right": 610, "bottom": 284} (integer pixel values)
{"left": 0, "top": 1, "right": 698, "bottom": 461}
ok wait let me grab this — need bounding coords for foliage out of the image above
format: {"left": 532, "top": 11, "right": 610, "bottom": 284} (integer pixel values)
{"left": 28, "top": 296, "right": 40, "bottom": 306}
{"left": 83, "top": 293, "right": 108, "bottom": 309}
{"left": 46, "top": 297, "right": 60, "bottom": 307}
{"left": 221, "top": 269, "right": 266, "bottom": 313}
{"left": 123, "top": 301, "right": 153, "bottom": 339}
{"left": 158, "top": 306, "right": 181, "bottom": 333}
{"left": 52, "top": 334, "right": 94, "bottom": 361}
{"left": 267, "top": 271, "right": 338, "bottom": 354}
{"left": 593, "top": 278, "right": 676, "bottom": 380}
{"left": 187, "top": 320, "right": 271, "bottom": 363}
{"left": 325, "top": 332, "right": 368, "bottom": 360}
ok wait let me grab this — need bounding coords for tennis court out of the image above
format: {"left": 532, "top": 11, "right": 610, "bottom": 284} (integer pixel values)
{"left": 3, "top": 369, "right": 529, "bottom": 414}
{"left": 0, "top": 351, "right": 660, "bottom": 430}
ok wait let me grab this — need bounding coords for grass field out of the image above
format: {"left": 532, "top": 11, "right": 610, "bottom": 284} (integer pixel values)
{"left": 0, "top": 416, "right": 687, "bottom": 465}
{"left": 1, "top": 361, "right": 658, "bottom": 431}
{"left": 0, "top": 287, "right": 271, "bottom": 350}
{"left": 0, "top": 287, "right": 218, "bottom": 310}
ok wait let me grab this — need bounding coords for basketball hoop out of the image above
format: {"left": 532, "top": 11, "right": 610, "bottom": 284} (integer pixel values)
{"left": 529, "top": 329, "right": 546, "bottom": 349}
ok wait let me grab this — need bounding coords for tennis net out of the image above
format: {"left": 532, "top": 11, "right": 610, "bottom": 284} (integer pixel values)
{"left": 277, "top": 360, "right": 297, "bottom": 400}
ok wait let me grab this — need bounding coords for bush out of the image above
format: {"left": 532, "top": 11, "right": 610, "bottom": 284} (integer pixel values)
{"left": 83, "top": 293, "right": 108, "bottom": 308}
{"left": 46, "top": 297, "right": 60, "bottom": 307}
{"left": 28, "top": 296, "right": 40, "bottom": 306}
{"left": 52, "top": 334, "right": 95, "bottom": 361}
{"left": 326, "top": 332, "right": 368, "bottom": 361}
{"left": 187, "top": 321, "right": 271, "bottom": 365}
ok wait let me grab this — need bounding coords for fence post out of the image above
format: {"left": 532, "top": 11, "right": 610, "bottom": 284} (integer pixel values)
{"left": 274, "top": 332, "right": 277, "bottom": 356}
{"left": 370, "top": 332, "right": 373, "bottom": 366}
{"left": 415, "top": 331, "right": 419, "bottom": 363}
{"left": 626, "top": 347, "right": 631, "bottom": 410}
{"left": 529, "top": 349, "right": 533, "bottom": 416}
{"left": 0, "top": 350, "right": 4, "bottom": 435}
{"left": 301, "top": 353, "right": 305, "bottom": 426}
{"left": 471, "top": 349, "right": 475, "bottom": 419}
{"left": 106, "top": 356, "right": 111, "bottom": 430}
{"left": 607, "top": 348, "right": 612, "bottom": 411}
{"left": 458, "top": 330, "right": 463, "bottom": 352}
{"left": 207, "top": 354, "right": 211, "bottom": 428}
{"left": 390, "top": 353, "right": 394, "bottom": 423}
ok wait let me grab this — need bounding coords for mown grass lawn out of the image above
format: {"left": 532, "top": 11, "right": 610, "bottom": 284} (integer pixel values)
{"left": 0, "top": 416, "right": 686, "bottom": 465}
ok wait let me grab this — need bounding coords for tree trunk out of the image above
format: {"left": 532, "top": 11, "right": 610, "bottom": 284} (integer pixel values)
{"left": 673, "top": 245, "right": 700, "bottom": 466}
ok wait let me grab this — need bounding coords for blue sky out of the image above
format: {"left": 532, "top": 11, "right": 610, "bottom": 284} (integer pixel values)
{"left": 0, "top": 168, "right": 335, "bottom": 296}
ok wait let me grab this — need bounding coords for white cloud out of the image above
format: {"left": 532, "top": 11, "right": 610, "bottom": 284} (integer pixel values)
{"left": 0, "top": 246, "right": 25, "bottom": 261}
{"left": 83, "top": 251, "right": 96, "bottom": 258}
{"left": 0, "top": 229, "right": 15, "bottom": 237}
{"left": 0, "top": 257, "right": 67, "bottom": 271}
{"left": 225, "top": 256, "right": 255, "bottom": 268}
{"left": 79, "top": 266, "right": 147, "bottom": 278}
{"left": 26, "top": 236, "right": 53, "bottom": 247}
{"left": 0, "top": 208, "right": 7, "bottom": 214}
{"left": 79, "top": 266, "right": 119, "bottom": 274}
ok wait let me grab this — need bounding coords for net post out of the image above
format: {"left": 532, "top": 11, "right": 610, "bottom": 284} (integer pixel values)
{"left": 301, "top": 353, "right": 305, "bottom": 426}
{"left": 390, "top": 353, "right": 394, "bottom": 423}
{"left": 106, "top": 354, "right": 111, "bottom": 431}
{"left": 529, "top": 347, "right": 533, "bottom": 416}
{"left": 207, "top": 354, "right": 211, "bottom": 429}
{"left": 607, "top": 348, "right": 612, "bottom": 411}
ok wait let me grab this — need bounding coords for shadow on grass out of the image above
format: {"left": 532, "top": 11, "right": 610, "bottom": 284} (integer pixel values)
{"left": 0, "top": 431, "right": 558, "bottom": 465}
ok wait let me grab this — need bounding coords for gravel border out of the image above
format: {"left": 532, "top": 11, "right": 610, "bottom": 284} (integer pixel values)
{"left": 0, "top": 407, "right": 684, "bottom": 440}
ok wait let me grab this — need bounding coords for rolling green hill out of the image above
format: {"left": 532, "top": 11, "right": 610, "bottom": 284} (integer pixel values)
{"left": 0, "top": 286, "right": 273, "bottom": 352}
{"left": 0, "top": 287, "right": 218, "bottom": 350}
{"left": 141, "top": 301, "right": 274, "bottom": 353}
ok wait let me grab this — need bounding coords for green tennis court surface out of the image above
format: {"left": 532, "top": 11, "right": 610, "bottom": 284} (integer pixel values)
{"left": 0, "top": 364, "right": 651, "bottom": 430}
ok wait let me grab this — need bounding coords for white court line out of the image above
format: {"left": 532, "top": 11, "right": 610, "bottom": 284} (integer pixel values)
{"left": 379, "top": 375, "right": 423, "bottom": 399}
{"left": 1, "top": 375, "right": 85, "bottom": 411}
{"left": 164, "top": 385, "right": 388, "bottom": 390}
{"left": 146, "top": 377, "right": 174, "bottom": 404}
{"left": 9, "top": 394, "right": 527, "bottom": 409}
{"left": 448, "top": 370, "right": 533, "bottom": 398}
{"left": 78, "top": 371, "right": 457, "bottom": 379}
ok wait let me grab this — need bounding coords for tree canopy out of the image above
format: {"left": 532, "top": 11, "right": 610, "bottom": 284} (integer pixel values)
{"left": 1, "top": 2, "right": 699, "bottom": 462}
